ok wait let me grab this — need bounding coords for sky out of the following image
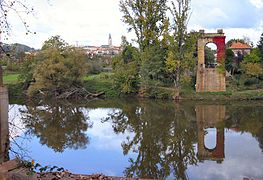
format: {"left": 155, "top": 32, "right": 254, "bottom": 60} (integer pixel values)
{"left": 3, "top": 0, "right": 263, "bottom": 49}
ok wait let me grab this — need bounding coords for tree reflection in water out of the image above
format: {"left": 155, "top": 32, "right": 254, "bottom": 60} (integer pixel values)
{"left": 20, "top": 100, "right": 91, "bottom": 152}
{"left": 104, "top": 100, "right": 198, "bottom": 179}
{"left": 225, "top": 104, "right": 263, "bottom": 153}
{"left": 7, "top": 97, "right": 263, "bottom": 179}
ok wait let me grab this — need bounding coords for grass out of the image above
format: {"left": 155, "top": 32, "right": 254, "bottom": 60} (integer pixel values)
{"left": 3, "top": 74, "right": 19, "bottom": 84}
{"left": 83, "top": 72, "right": 118, "bottom": 98}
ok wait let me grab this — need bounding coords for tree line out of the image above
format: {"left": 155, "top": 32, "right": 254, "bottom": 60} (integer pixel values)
{"left": 2, "top": 0, "right": 263, "bottom": 100}
{"left": 114, "top": 0, "right": 263, "bottom": 97}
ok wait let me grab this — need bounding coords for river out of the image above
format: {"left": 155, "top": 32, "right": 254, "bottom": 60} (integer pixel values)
{"left": 3, "top": 96, "right": 263, "bottom": 179}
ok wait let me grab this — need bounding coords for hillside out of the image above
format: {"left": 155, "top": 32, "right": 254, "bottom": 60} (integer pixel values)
{"left": 0, "top": 43, "right": 36, "bottom": 59}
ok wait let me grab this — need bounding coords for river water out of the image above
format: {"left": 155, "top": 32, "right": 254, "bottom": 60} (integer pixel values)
{"left": 5, "top": 98, "right": 263, "bottom": 179}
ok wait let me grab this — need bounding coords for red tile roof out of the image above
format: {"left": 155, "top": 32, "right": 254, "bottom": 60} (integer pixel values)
{"left": 230, "top": 42, "right": 251, "bottom": 49}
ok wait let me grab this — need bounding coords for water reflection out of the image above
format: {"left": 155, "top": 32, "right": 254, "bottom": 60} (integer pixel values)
{"left": 7, "top": 98, "right": 263, "bottom": 179}
{"left": 196, "top": 105, "right": 225, "bottom": 163}
{"left": 105, "top": 100, "right": 198, "bottom": 179}
{"left": 104, "top": 100, "right": 263, "bottom": 179}
{"left": 225, "top": 104, "right": 263, "bottom": 152}
{"left": 20, "top": 100, "right": 91, "bottom": 152}
{"left": 0, "top": 87, "right": 9, "bottom": 163}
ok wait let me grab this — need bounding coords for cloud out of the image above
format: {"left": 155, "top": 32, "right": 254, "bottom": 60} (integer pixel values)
{"left": 188, "top": 131, "right": 263, "bottom": 180}
{"left": 250, "top": 0, "right": 263, "bottom": 8}
{"left": 85, "top": 108, "right": 134, "bottom": 151}
{"left": 190, "top": 0, "right": 259, "bottom": 29}
{"left": 3, "top": 0, "right": 128, "bottom": 48}
{"left": 2, "top": 0, "right": 263, "bottom": 49}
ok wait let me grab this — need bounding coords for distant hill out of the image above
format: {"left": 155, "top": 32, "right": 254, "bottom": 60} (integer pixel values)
{"left": 0, "top": 43, "right": 36, "bottom": 59}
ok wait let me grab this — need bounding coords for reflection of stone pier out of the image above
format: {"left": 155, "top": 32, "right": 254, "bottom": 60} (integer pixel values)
{"left": 196, "top": 105, "right": 225, "bottom": 163}
{"left": 0, "top": 87, "right": 9, "bottom": 163}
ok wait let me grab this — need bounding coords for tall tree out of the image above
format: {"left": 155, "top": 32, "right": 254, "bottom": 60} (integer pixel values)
{"left": 165, "top": 0, "right": 196, "bottom": 97}
{"left": 120, "top": 0, "right": 167, "bottom": 51}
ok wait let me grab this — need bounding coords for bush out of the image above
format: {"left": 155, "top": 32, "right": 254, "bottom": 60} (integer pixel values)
{"left": 244, "top": 77, "right": 260, "bottom": 86}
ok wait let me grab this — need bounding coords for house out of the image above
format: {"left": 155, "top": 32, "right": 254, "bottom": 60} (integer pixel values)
{"left": 229, "top": 42, "right": 251, "bottom": 60}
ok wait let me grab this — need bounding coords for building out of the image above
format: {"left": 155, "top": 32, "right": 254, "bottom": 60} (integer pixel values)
{"left": 84, "top": 34, "right": 122, "bottom": 58}
{"left": 108, "top": 34, "right": 112, "bottom": 47}
{"left": 229, "top": 42, "right": 251, "bottom": 58}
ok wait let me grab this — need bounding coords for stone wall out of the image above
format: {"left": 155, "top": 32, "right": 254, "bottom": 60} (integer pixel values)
{"left": 196, "top": 68, "right": 226, "bottom": 92}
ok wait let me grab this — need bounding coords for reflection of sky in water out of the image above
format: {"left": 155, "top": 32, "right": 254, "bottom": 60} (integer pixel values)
{"left": 10, "top": 106, "right": 136, "bottom": 176}
{"left": 188, "top": 129, "right": 263, "bottom": 180}
{"left": 9, "top": 105, "right": 263, "bottom": 178}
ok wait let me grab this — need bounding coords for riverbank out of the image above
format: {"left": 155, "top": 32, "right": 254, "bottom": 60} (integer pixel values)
{"left": 2, "top": 159, "right": 149, "bottom": 180}
{"left": 4, "top": 73, "right": 263, "bottom": 101}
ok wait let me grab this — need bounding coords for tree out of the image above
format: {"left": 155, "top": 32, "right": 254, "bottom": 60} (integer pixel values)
{"left": 119, "top": 0, "right": 169, "bottom": 93}
{"left": 164, "top": 0, "right": 196, "bottom": 97}
{"left": 41, "top": 35, "right": 68, "bottom": 51}
{"left": 166, "top": 0, "right": 195, "bottom": 92}
{"left": 257, "top": 33, "right": 263, "bottom": 59}
{"left": 120, "top": 0, "right": 167, "bottom": 51}
{"left": 26, "top": 36, "right": 88, "bottom": 98}
{"left": 243, "top": 48, "right": 261, "bottom": 64}
{"left": 225, "top": 48, "right": 236, "bottom": 74}
{"left": 205, "top": 46, "right": 216, "bottom": 67}
{"left": 112, "top": 43, "right": 140, "bottom": 93}
{"left": 241, "top": 48, "right": 263, "bottom": 78}
{"left": 241, "top": 63, "right": 263, "bottom": 78}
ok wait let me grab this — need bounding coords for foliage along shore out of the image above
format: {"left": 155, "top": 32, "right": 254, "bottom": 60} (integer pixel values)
{"left": 5, "top": 73, "right": 263, "bottom": 102}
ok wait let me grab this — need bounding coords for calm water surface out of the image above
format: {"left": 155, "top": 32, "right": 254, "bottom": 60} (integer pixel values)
{"left": 7, "top": 99, "right": 263, "bottom": 179}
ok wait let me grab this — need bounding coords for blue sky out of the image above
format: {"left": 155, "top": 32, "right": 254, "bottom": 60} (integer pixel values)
{"left": 4, "top": 0, "right": 263, "bottom": 49}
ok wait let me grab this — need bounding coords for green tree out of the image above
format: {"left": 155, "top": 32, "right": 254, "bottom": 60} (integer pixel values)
{"left": 241, "top": 63, "right": 263, "bottom": 78}
{"left": 205, "top": 46, "right": 216, "bottom": 66}
{"left": 140, "top": 43, "right": 167, "bottom": 86}
{"left": 112, "top": 44, "right": 140, "bottom": 93}
{"left": 164, "top": 0, "right": 196, "bottom": 97}
{"left": 41, "top": 35, "right": 68, "bottom": 51}
{"left": 120, "top": 0, "right": 167, "bottom": 51}
{"left": 241, "top": 48, "right": 263, "bottom": 78}
{"left": 225, "top": 48, "right": 237, "bottom": 74}
{"left": 257, "top": 33, "right": 263, "bottom": 59}
{"left": 26, "top": 36, "right": 88, "bottom": 98}
{"left": 243, "top": 48, "right": 261, "bottom": 64}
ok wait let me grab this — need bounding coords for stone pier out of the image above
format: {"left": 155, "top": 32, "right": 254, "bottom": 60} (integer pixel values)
{"left": 196, "top": 105, "right": 225, "bottom": 163}
{"left": 0, "top": 87, "right": 9, "bottom": 163}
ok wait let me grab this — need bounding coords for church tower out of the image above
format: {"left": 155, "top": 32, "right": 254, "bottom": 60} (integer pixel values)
{"left": 108, "top": 33, "right": 112, "bottom": 47}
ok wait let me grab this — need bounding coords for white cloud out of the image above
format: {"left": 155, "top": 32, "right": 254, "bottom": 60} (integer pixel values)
{"left": 1, "top": 0, "right": 263, "bottom": 49}
{"left": 250, "top": 0, "right": 263, "bottom": 8}
{"left": 85, "top": 108, "right": 134, "bottom": 151}
{"left": 3, "top": 0, "right": 129, "bottom": 48}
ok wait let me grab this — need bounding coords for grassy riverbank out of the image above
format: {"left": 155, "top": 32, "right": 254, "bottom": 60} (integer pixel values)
{"left": 4, "top": 72, "right": 263, "bottom": 101}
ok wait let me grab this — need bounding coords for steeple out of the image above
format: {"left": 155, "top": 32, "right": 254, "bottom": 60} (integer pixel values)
{"left": 108, "top": 33, "right": 112, "bottom": 47}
